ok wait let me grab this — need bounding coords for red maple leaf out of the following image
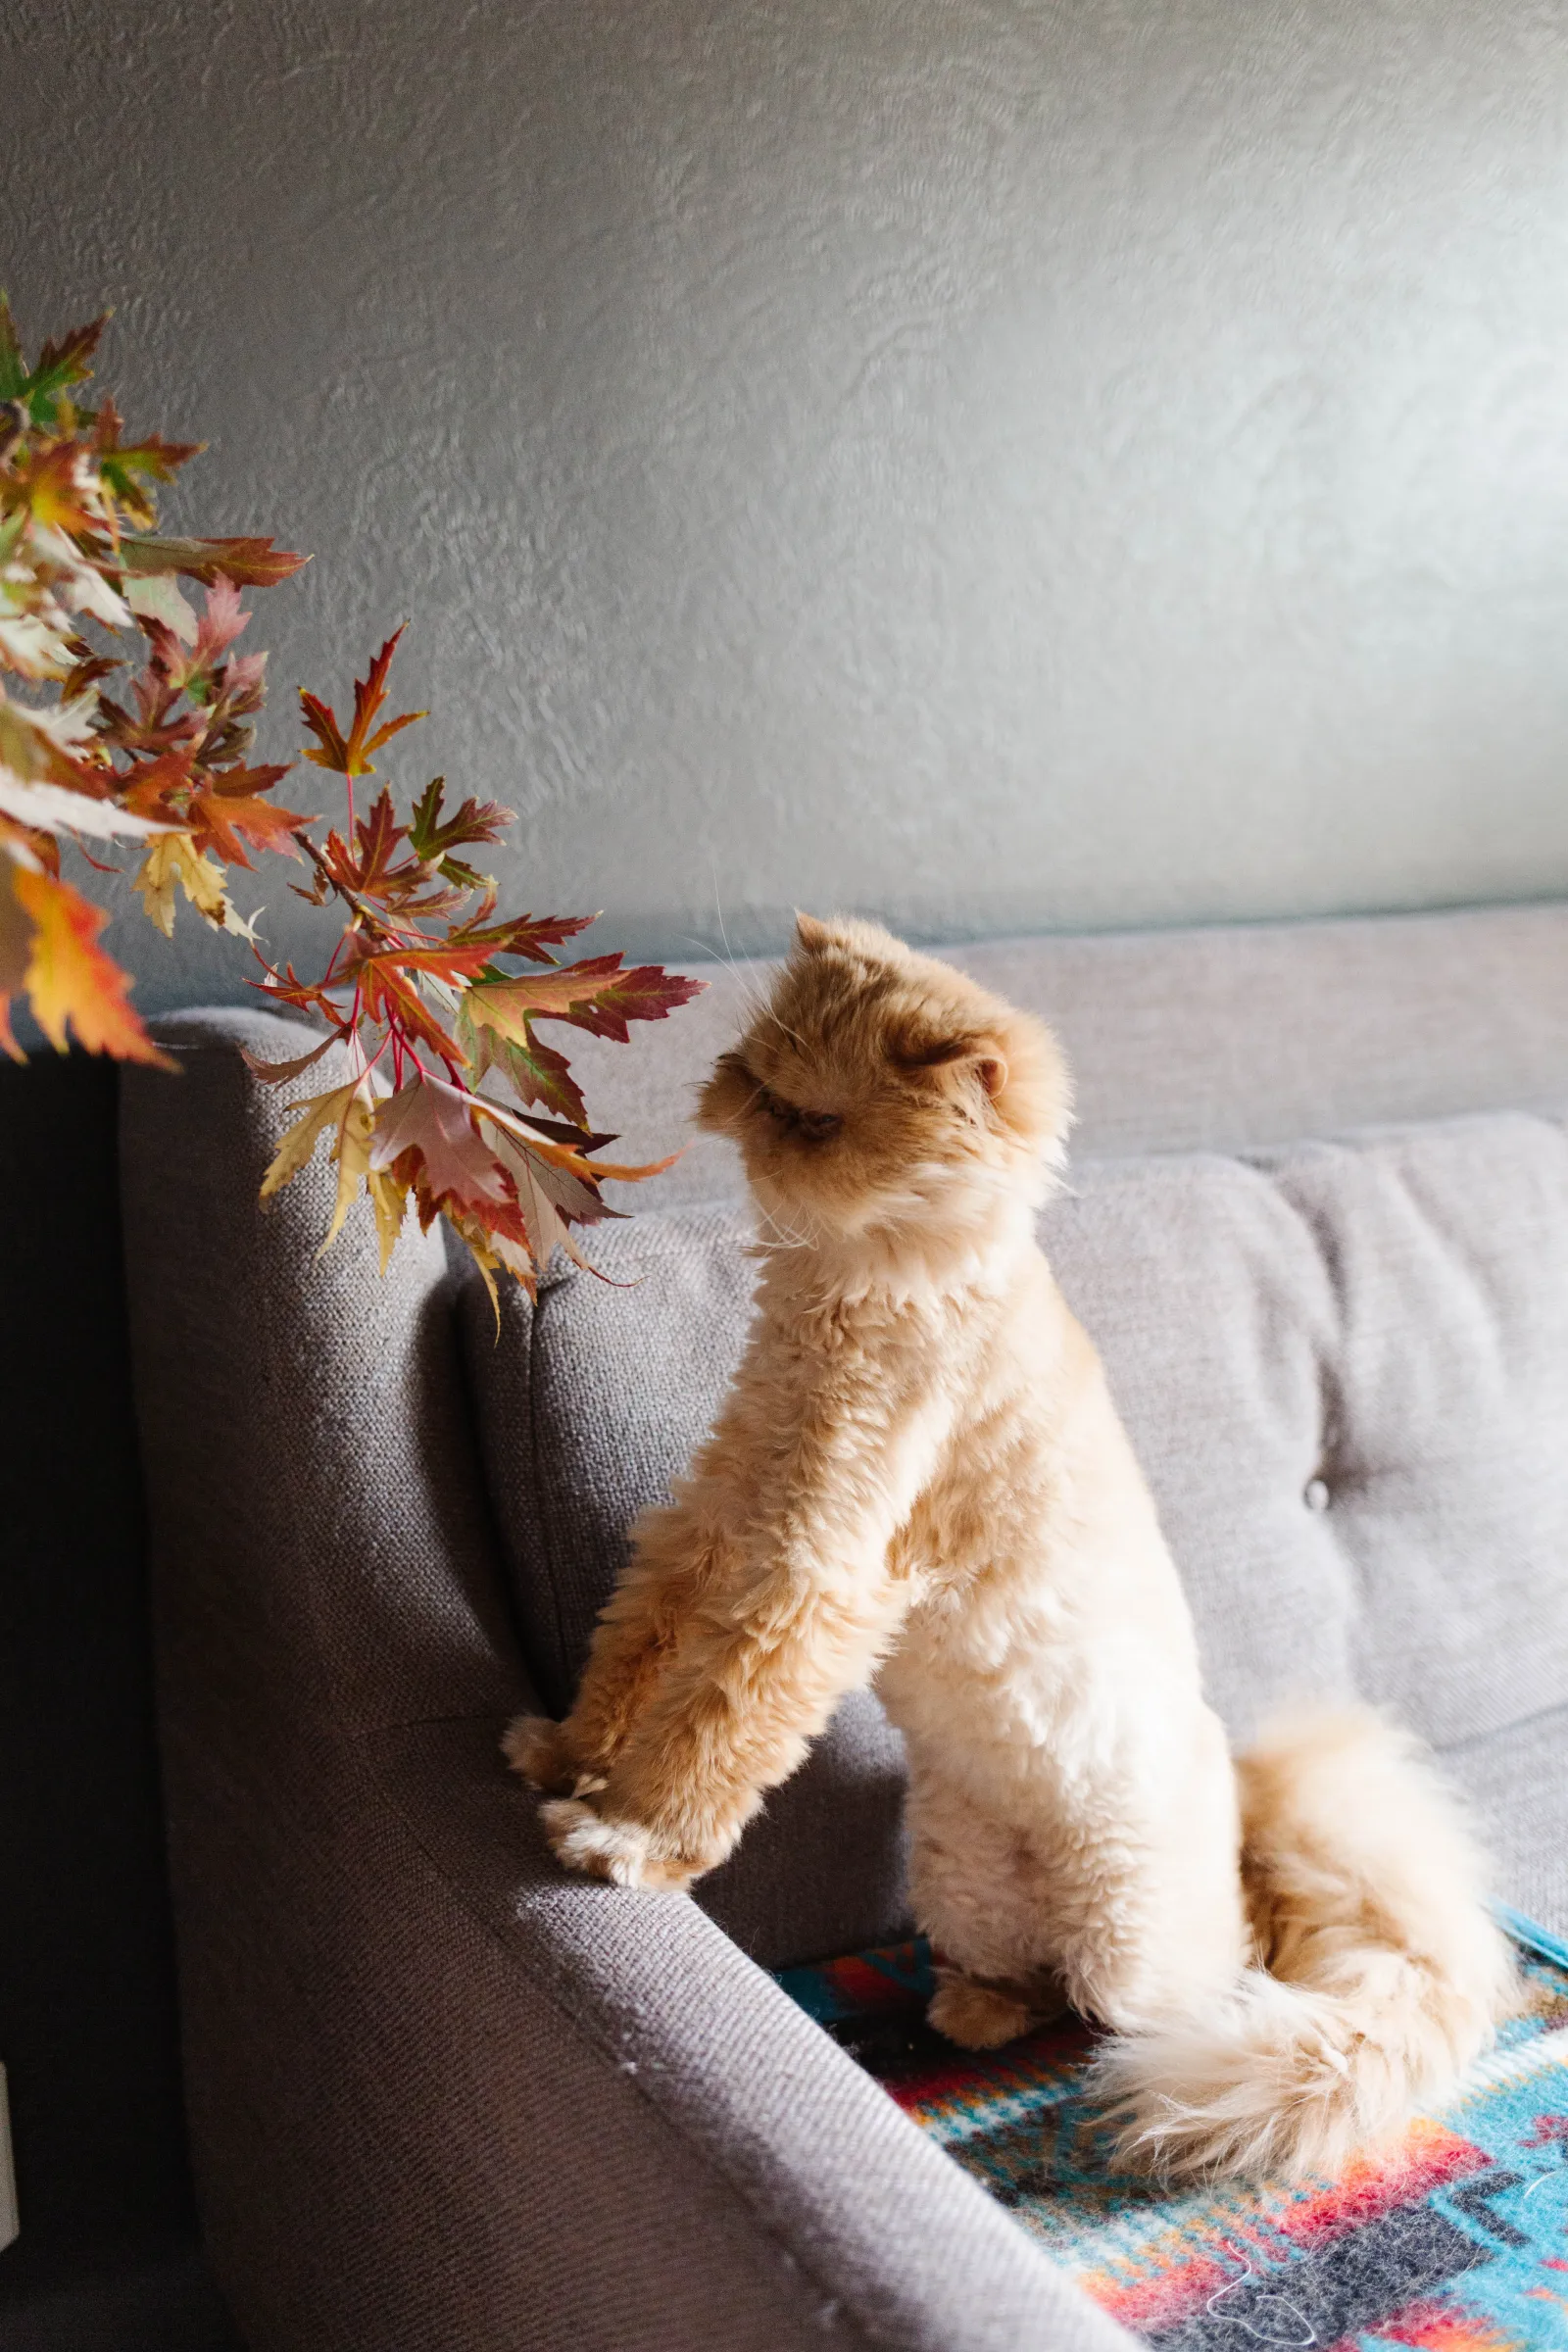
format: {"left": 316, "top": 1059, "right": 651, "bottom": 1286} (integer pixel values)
{"left": 300, "top": 629, "right": 426, "bottom": 779}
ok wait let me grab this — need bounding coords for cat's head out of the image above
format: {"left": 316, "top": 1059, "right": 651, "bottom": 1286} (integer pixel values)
{"left": 696, "top": 913, "right": 1073, "bottom": 1242}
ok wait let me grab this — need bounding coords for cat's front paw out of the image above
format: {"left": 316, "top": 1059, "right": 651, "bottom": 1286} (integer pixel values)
{"left": 502, "top": 1714, "right": 606, "bottom": 1798}
{"left": 539, "top": 1796, "right": 699, "bottom": 1892}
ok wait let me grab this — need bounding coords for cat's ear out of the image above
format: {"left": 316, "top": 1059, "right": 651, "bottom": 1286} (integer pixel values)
{"left": 952, "top": 1040, "right": 1012, "bottom": 1124}
{"left": 793, "top": 910, "right": 832, "bottom": 954}
{"left": 897, "top": 1015, "right": 1068, "bottom": 1146}
{"left": 896, "top": 1028, "right": 1006, "bottom": 1102}
{"left": 982, "top": 1011, "right": 1074, "bottom": 1149}
{"left": 696, "top": 1049, "right": 758, "bottom": 1134}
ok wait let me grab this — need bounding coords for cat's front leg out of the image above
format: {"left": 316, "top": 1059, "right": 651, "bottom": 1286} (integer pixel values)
{"left": 504, "top": 1499, "right": 717, "bottom": 1798}
{"left": 541, "top": 1557, "right": 912, "bottom": 1890}
{"left": 538, "top": 1344, "right": 953, "bottom": 1887}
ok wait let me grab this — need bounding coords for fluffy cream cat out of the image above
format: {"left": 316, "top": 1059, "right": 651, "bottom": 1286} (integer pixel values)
{"left": 507, "top": 914, "right": 1514, "bottom": 2180}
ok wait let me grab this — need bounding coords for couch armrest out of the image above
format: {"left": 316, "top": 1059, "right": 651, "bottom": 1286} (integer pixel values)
{"left": 120, "top": 1015, "right": 1129, "bottom": 2352}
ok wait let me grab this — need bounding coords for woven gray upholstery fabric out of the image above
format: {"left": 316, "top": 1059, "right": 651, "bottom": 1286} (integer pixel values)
{"left": 123, "top": 1009, "right": 524, "bottom": 1740}
{"left": 473, "top": 1209, "right": 758, "bottom": 1710}
{"left": 1055, "top": 1119, "right": 1568, "bottom": 1748}
{"left": 1046, "top": 1157, "right": 1356, "bottom": 1740}
{"left": 1446, "top": 1705, "right": 1568, "bottom": 1941}
{"left": 1257, "top": 1119, "right": 1568, "bottom": 1750}
{"left": 121, "top": 1012, "right": 1125, "bottom": 2352}
{"left": 570, "top": 903, "right": 1568, "bottom": 1209}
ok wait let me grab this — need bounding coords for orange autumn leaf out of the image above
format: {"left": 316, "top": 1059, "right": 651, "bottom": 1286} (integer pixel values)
{"left": 350, "top": 956, "right": 466, "bottom": 1063}
{"left": 186, "top": 778, "right": 307, "bottom": 866}
{"left": 12, "top": 864, "right": 173, "bottom": 1065}
{"left": 119, "top": 534, "right": 310, "bottom": 589}
{"left": 12, "top": 438, "right": 98, "bottom": 535}
{"left": 367, "top": 1075, "right": 514, "bottom": 1218}
{"left": 466, "top": 956, "right": 705, "bottom": 1044}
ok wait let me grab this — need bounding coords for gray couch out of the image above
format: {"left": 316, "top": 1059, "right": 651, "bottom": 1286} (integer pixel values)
{"left": 119, "top": 899, "right": 1568, "bottom": 2352}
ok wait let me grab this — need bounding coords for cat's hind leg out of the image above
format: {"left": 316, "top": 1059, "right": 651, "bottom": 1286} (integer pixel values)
{"left": 927, "top": 1965, "right": 1068, "bottom": 2049}
{"left": 906, "top": 1769, "right": 1071, "bottom": 2043}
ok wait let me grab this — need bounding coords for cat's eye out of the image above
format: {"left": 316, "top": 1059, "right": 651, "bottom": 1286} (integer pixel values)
{"left": 757, "top": 1087, "right": 841, "bottom": 1142}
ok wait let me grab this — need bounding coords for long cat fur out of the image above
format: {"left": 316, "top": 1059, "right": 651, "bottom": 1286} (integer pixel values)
{"left": 506, "top": 913, "right": 1514, "bottom": 2181}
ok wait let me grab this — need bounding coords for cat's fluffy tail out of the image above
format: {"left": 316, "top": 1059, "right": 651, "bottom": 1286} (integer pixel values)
{"left": 1088, "top": 1707, "right": 1517, "bottom": 2181}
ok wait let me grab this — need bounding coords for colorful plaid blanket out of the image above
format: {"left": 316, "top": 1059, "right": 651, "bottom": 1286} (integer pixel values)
{"left": 777, "top": 1909, "right": 1568, "bottom": 2350}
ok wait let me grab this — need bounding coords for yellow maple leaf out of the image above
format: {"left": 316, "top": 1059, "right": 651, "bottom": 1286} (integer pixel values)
{"left": 366, "top": 1167, "right": 409, "bottom": 1273}
{"left": 133, "top": 832, "right": 257, "bottom": 940}
{"left": 0, "top": 858, "right": 34, "bottom": 1060}
{"left": 259, "top": 1078, "right": 362, "bottom": 1201}
{"left": 318, "top": 1085, "right": 376, "bottom": 1255}
{"left": 440, "top": 1205, "right": 510, "bottom": 1324}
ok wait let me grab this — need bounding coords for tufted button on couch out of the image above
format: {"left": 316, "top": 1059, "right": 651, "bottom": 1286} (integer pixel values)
{"left": 119, "top": 902, "right": 1568, "bottom": 2352}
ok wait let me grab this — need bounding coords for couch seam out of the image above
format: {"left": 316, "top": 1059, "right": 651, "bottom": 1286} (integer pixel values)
{"left": 1236, "top": 1144, "right": 1372, "bottom": 1689}
{"left": 528, "top": 1285, "right": 575, "bottom": 1713}
{"left": 1439, "top": 1694, "right": 1568, "bottom": 1759}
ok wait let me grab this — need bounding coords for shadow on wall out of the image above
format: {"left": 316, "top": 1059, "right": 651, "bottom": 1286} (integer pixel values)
{"left": 4, "top": 0, "right": 1568, "bottom": 1012}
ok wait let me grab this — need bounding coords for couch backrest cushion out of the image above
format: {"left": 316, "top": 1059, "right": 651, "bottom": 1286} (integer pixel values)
{"left": 1252, "top": 1115, "right": 1568, "bottom": 1748}
{"left": 466, "top": 1104, "right": 1568, "bottom": 1948}
{"left": 1050, "top": 1113, "right": 1568, "bottom": 1745}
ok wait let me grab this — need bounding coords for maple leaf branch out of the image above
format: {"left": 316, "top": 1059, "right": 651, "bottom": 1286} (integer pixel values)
{"left": 292, "top": 826, "right": 397, "bottom": 942}
{"left": 3, "top": 297, "right": 706, "bottom": 1296}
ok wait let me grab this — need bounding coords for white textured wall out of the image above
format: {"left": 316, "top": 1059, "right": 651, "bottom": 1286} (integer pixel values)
{"left": 6, "top": 0, "right": 1568, "bottom": 1007}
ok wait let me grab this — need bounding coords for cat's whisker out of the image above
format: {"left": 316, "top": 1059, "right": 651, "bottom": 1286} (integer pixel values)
{"left": 701, "top": 874, "right": 784, "bottom": 1029}
{"left": 752, "top": 1200, "right": 816, "bottom": 1250}
{"left": 679, "top": 938, "right": 780, "bottom": 1048}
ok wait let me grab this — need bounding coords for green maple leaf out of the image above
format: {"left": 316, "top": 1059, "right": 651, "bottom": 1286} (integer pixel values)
{"left": 0, "top": 293, "right": 24, "bottom": 403}
{"left": 0, "top": 294, "right": 106, "bottom": 427}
